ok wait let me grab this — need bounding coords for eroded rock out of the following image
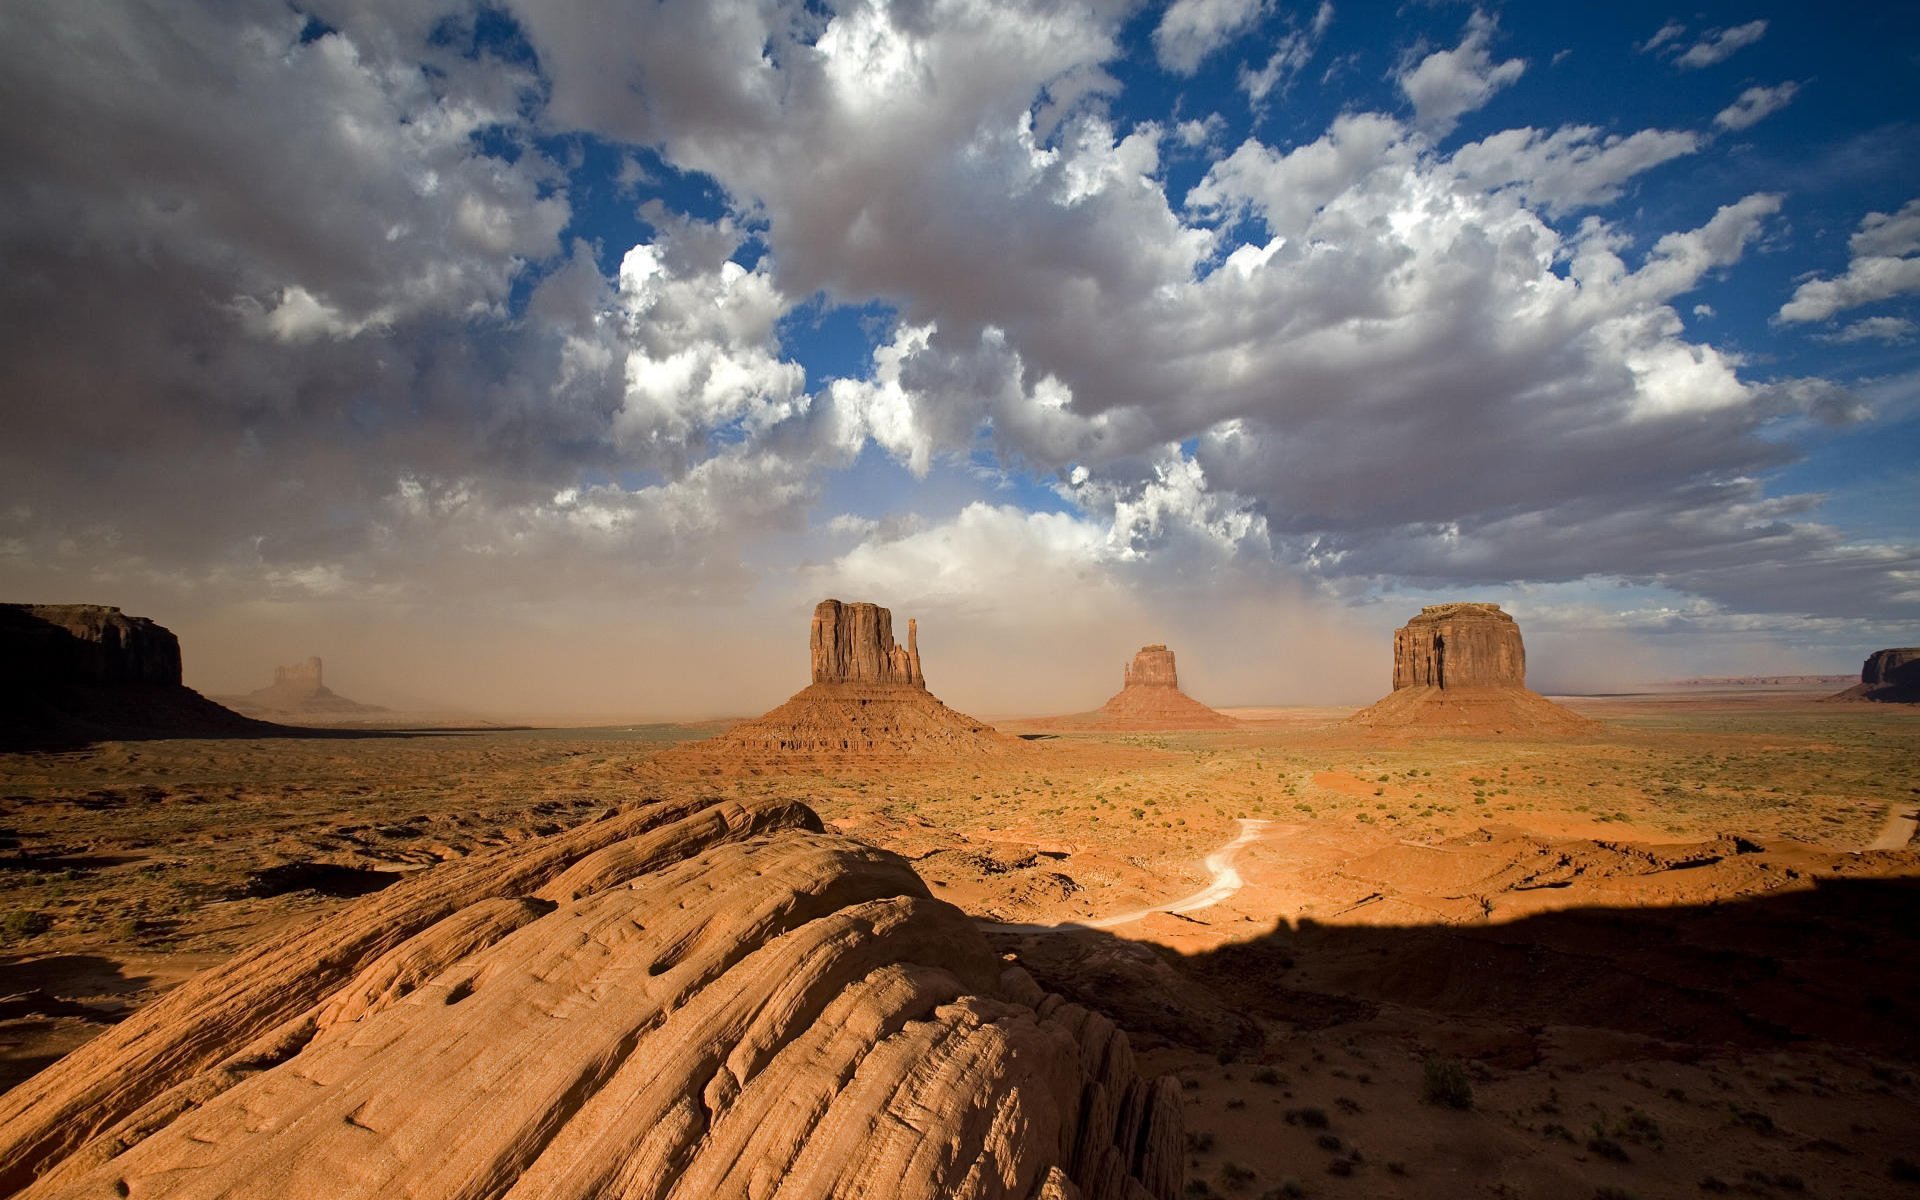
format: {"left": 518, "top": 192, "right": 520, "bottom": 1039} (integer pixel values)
{"left": 0, "top": 796, "right": 1182, "bottom": 1200}
{"left": 1826, "top": 647, "right": 1920, "bottom": 703}
{"left": 1350, "top": 603, "right": 1594, "bottom": 735}
{"left": 1092, "top": 645, "right": 1236, "bottom": 730}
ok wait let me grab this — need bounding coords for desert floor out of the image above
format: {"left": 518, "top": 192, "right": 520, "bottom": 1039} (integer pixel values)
{"left": 3, "top": 690, "right": 1918, "bottom": 1198}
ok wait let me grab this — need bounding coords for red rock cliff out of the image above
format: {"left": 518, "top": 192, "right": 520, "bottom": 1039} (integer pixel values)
{"left": 810, "top": 599, "right": 925, "bottom": 687}
{"left": 1390, "top": 603, "right": 1526, "bottom": 690}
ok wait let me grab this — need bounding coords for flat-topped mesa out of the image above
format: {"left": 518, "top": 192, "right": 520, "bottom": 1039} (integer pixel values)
{"left": 0, "top": 603, "right": 182, "bottom": 686}
{"left": 1826, "top": 646, "right": 1920, "bottom": 703}
{"left": 1093, "top": 644, "right": 1235, "bottom": 730}
{"left": 810, "top": 599, "right": 924, "bottom": 687}
{"left": 1391, "top": 602, "right": 1525, "bottom": 690}
{"left": 1124, "top": 644, "right": 1179, "bottom": 689}
{"left": 1351, "top": 602, "right": 1595, "bottom": 735}
{"left": 273, "top": 656, "right": 323, "bottom": 691}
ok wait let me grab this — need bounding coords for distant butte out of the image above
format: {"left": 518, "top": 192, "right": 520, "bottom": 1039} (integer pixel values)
{"left": 222, "top": 656, "right": 387, "bottom": 718}
{"left": 1347, "top": 602, "right": 1596, "bottom": 735}
{"left": 1090, "top": 644, "right": 1236, "bottom": 730}
{"left": 1825, "top": 647, "right": 1920, "bottom": 703}
{"left": 673, "top": 599, "right": 1017, "bottom": 762}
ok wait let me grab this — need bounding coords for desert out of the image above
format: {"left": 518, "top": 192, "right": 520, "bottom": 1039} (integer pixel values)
{"left": 6, "top": 3, "right": 1920, "bottom": 1197}
{"left": 4, "top": 601, "right": 1919, "bottom": 1198}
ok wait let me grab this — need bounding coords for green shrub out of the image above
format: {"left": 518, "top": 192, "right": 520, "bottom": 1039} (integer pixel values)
{"left": 1, "top": 910, "right": 51, "bottom": 940}
{"left": 1420, "top": 1056, "right": 1473, "bottom": 1109}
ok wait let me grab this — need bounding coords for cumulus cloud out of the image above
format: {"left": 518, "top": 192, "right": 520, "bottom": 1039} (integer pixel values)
{"left": 1154, "top": 0, "right": 1269, "bottom": 75}
{"left": 1451, "top": 124, "right": 1700, "bottom": 216}
{"left": 1714, "top": 81, "right": 1800, "bottom": 131}
{"left": 1820, "top": 316, "right": 1918, "bottom": 344}
{"left": 1396, "top": 11, "right": 1526, "bottom": 138}
{"left": 1239, "top": 1, "right": 1333, "bottom": 104}
{"left": 1778, "top": 197, "right": 1920, "bottom": 323}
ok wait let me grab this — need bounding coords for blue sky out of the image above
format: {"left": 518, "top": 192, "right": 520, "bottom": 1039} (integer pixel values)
{"left": 0, "top": 1, "right": 1916, "bottom": 715}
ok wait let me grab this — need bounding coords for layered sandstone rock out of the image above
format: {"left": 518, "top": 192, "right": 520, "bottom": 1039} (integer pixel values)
{"left": 1350, "top": 603, "right": 1595, "bottom": 735}
{"left": 675, "top": 600, "right": 1017, "bottom": 762}
{"left": 1092, "top": 645, "right": 1236, "bottom": 730}
{"left": 1826, "top": 647, "right": 1920, "bottom": 703}
{"left": 0, "top": 604, "right": 267, "bottom": 745}
{"left": 0, "top": 795, "right": 1183, "bottom": 1200}
{"left": 223, "top": 656, "right": 388, "bottom": 718}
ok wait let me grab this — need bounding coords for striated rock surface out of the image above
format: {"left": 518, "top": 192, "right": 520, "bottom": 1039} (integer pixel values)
{"left": 1091, "top": 645, "right": 1235, "bottom": 730}
{"left": 674, "top": 600, "right": 1017, "bottom": 763}
{"left": 1826, "top": 647, "right": 1920, "bottom": 703}
{"left": 1350, "top": 603, "right": 1594, "bottom": 735}
{"left": 223, "top": 656, "right": 388, "bottom": 718}
{"left": 0, "top": 604, "right": 267, "bottom": 745}
{"left": 0, "top": 795, "right": 1182, "bottom": 1200}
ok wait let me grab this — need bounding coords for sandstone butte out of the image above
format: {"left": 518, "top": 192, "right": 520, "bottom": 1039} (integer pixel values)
{"left": 1825, "top": 646, "right": 1920, "bottom": 703}
{"left": 0, "top": 795, "right": 1183, "bottom": 1200}
{"left": 224, "top": 656, "right": 388, "bottom": 718}
{"left": 0, "top": 603, "right": 269, "bottom": 745}
{"left": 673, "top": 599, "right": 1018, "bottom": 762}
{"left": 1347, "top": 602, "right": 1596, "bottom": 735}
{"left": 1089, "top": 645, "right": 1236, "bottom": 730}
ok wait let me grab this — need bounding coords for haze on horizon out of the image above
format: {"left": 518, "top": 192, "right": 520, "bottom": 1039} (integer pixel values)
{"left": 1, "top": 1, "right": 1915, "bottom": 722}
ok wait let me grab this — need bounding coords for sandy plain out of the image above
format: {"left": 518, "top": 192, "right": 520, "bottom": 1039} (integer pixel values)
{"left": 2, "top": 688, "right": 1917, "bottom": 1198}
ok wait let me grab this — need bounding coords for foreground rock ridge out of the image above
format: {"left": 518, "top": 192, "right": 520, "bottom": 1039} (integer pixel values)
{"left": 0, "top": 795, "right": 1183, "bottom": 1200}
{"left": 676, "top": 600, "right": 1017, "bottom": 761}
{"left": 1350, "top": 603, "right": 1594, "bottom": 734}
{"left": 1093, "top": 645, "right": 1235, "bottom": 730}
{"left": 1826, "top": 646, "right": 1920, "bottom": 703}
{"left": 0, "top": 603, "right": 268, "bottom": 744}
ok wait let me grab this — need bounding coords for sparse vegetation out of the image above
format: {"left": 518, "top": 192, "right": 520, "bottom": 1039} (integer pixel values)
{"left": 1421, "top": 1056, "right": 1473, "bottom": 1109}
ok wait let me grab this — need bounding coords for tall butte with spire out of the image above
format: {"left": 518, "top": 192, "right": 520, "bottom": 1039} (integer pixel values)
{"left": 1347, "top": 603, "right": 1595, "bottom": 734}
{"left": 675, "top": 599, "right": 1016, "bottom": 761}
{"left": 1091, "top": 644, "right": 1236, "bottom": 729}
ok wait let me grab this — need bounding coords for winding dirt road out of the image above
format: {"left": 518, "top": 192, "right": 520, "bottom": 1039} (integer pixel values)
{"left": 986, "top": 817, "right": 1273, "bottom": 933}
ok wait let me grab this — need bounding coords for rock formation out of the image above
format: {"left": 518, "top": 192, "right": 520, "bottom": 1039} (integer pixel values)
{"left": 1825, "top": 647, "right": 1920, "bottom": 703}
{"left": 675, "top": 600, "right": 1017, "bottom": 762}
{"left": 1348, "top": 603, "right": 1595, "bottom": 735}
{"left": 0, "top": 795, "right": 1183, "bottom": 1200}
{"left": 223, "top": 656, "right": 388, "bottom": 719}
{"left": 1091, "top": 645, "right": 1236, "bottom": 730}
{"left": 0, "top": 604, "right": 268, "bottom": 745}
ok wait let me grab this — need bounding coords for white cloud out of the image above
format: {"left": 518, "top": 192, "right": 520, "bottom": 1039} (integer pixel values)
{"left": 1239, "top": 1, "right": 1333, "bottom": 104}
{"left": 1820, "top": 316, "right": 1918, "bottom": 344}
{"left": 1154, "top": 0, "right": 1270, "bottom": 75}
{"left": 1714, "top": 81, "right": 1800, "bottom": 131}
{"left": 1672, "top": 19, "right": 1768, "bottom": 69}
{"left": 1637, "top": 20, "right": 1687, "bottom": 54}
{"left": 1779, "top": 197, "right": 1920, "bottom": 323}
{"left": 1452, "top": 124, "right": 1701, "bottom": 216}
{"left": 1396, "top": 10, "right": 1526, "bottom": 138}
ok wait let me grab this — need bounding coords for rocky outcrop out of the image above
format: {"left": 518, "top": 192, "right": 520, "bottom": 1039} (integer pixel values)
{"left": 674, "top": 600, "right": 1017, "bottom": 762}
{"left": 1091, "top": 645, "right": 1236, "bottom": 730}
{"left": 0, "top": 604, "right": 182, "bottom": 686}
{"left": 223, "top": 656, "right": 388, "bottom": 719}
{"left": 812, "top": 599, "right": 925, "bottom": 687}
{"left": 1826, "top": 647, "right": 1920, "bottom": 703}
{"left": 0, "top": 604, "right": 267, "bottom": 746}
{"left": 0, "top": 795, "right": 1183, "bottom": 1200}
{"left": 1350, "top": 603, "right": 1595, "bottom": 735}
{"left": 1390, "top": 603, "right": 1525, "bottom": 689}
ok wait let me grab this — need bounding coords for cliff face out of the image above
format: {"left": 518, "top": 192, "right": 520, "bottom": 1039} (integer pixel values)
{"left": 0, "top": 797, "right": 1183, "bottom": 1200}
{"left": 1122, "top": 644, "right": 1179, "bottom": 689}
{"left": 810, "top": 599, "right": 925, "bottom": 687}
{"left": 1827, "top": 647, "right": 1920, "bottom": 703}
{"left": 274, "top": 657, "right": 323, "bottom": 690}
{"left": 0, "top": 604, "right": 183, "bottom": 686}
{"left": 1390, "top": 603, "right": 1525, "bottom": 690}
{"left": 0, "top": 604, "right": 266, "bottom": 746}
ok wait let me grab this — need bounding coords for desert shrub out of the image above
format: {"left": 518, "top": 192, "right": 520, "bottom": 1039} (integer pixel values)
{"left": 1, "top": 910, "right": 51, "bottom": 940}
{"left": 1185, "top": 1131, "right": 1215, "bottom": 1153}
{"left": 1251, "top": 1066, "right": 1282, "bottom": 1086}
{"left": 1586, "top": 1135, "right": 1630, "bottom": 1162}
{"left": 1217, "top": 1162, "right": 1256, "bottom": 1190}
{"left": 1283, "top": 1106, "right": 1328, "bottom": 1129}
{"left": 1420, "top": 1056, "right": 1473, "bottom": 1109}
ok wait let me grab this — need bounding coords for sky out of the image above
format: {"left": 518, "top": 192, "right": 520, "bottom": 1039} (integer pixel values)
{"left": 1, "top": 0, "right": 1917, "bottom": 719}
